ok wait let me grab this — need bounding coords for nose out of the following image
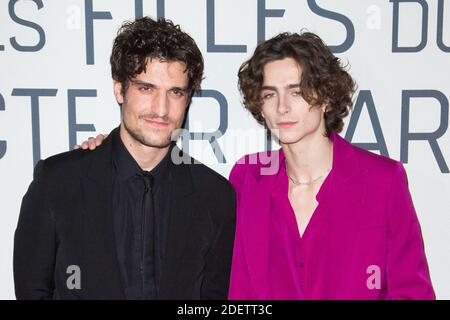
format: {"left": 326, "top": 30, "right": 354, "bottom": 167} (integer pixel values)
{"left": 151, "top": 91, "right": 169, "bottom": 118}
{"left": 277, "top": 92, "right": 290, "bottom": 114}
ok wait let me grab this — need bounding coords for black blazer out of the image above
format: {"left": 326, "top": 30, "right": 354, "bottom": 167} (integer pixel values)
{"left": 13, "top": 131, "right": 236, "bottom": 300}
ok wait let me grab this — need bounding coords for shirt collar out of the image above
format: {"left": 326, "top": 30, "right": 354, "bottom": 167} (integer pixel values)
{"left": 112, "top": 127, "right": 173, "bottom": 186}
{"left": 272, "top": 132, "right": 335, "bottom": 203}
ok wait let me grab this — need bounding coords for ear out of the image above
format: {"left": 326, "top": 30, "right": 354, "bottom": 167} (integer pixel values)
{"left": 113, "top": 80, "right": 125, "bottom": 105}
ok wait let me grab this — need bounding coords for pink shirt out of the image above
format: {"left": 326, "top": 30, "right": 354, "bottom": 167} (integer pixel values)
{"left": 267, "top": 158, "right": 333, "bottom": 299}
{"left": 228, "top": 132, "right": 435, "bottom": 300}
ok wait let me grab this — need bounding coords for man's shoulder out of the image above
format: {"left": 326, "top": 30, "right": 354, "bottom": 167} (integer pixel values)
{"left": 39, "top": 128, "right": 116, "bottom": 175}
{"left": 170, "top": 146, "right": 231, "bottom": 188}
{"left": 229, "top": 149, "right": 281, "bottom": 180}
{"left": 43, "top": 148, "right": 89, "bottom": 166}
{"left": 185, "top": 159, "right": 233, "bottom": 192}
{"left": 37, "top": 144, "right": 109, "bottom": 178}
{"left": 350, "top": 143, "right": 400, "bottom": 176}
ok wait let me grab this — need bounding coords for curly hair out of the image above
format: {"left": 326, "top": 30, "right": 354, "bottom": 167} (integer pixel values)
{"left": 238, "top": 32, "right": 356, "bottom": 137}
{"left": 110, "top": 17, "right": 204, "bottom": 102}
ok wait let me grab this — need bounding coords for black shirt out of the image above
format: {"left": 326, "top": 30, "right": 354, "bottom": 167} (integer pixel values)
{"left": 111, "top": 128, "right": 172, "bottom": 299}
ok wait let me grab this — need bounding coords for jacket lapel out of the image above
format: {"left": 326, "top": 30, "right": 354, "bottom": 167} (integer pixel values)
{"left": 80, "top": 131, "right": 125, "bottom": 298}
{"left": 240, "top": 151, "right": 282, "bottom": 299}
{"left": 325, "top": 132, "right": 369, "bottom": 230}
{"left": 313, "top": 133, "right": 369, "bottom": 293}
{"left": 158, "top": 146, "right": 196, "bottom": 298}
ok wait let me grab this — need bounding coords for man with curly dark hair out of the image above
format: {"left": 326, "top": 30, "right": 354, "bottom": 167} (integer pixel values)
{"left": 238, "top": 32, "right": 355, "bottom": 137}
{"left": 14, "top": 17, "right": 236, "bottom": 300}
{"left": 228, "top": 32, "right": 434, "bottom": 299}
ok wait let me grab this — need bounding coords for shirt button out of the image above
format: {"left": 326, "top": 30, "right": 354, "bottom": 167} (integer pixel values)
{"left": 299, "top": 283, "right": 305, "bottom": 291}
{"left": 298, "top": 261, "right": 304, "bottom": 268}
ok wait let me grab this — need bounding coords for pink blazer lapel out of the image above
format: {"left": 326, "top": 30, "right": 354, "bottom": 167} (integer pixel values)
{"left": 240, "top": 172, "right": 269, "bottom": 299}
{"left": 326, "top": 133, "right": 370, "bottom": 231}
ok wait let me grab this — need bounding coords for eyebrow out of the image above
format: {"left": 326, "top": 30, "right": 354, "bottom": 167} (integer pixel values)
{"left": 261, "top": 84, "right": 301, "bottom": 91}
{"left": 131, "top": 80, "right": 188, "bottom": 91}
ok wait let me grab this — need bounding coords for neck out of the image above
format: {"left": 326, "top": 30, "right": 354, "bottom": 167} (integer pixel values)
{"left": 282, "top": 130, "right": 333, "bottom": 184}
{"left": 119, "top": 126, "right": 170, "bottom": 172}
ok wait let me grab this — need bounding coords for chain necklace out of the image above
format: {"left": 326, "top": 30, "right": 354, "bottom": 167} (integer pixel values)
{"left": 285, "top": 163, "right": 332, "bottom": 186}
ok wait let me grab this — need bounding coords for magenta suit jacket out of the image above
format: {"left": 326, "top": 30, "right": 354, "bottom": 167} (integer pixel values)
{"left": 228, "top": 132, "right": 435, "bottom": 300}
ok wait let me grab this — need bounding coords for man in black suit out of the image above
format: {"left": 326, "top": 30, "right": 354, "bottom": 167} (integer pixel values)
{"left": 13, "top": 17, "right": 236, "bottom": 300}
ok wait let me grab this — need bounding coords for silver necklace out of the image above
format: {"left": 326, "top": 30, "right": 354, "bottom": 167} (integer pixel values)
{"left": 285, "top": 163, "right": 332, "bottom": 186}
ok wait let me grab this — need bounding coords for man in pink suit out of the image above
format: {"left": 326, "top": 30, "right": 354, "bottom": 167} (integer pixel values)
{"left": 228, "top": 32, "right": 434, "bottom": 300}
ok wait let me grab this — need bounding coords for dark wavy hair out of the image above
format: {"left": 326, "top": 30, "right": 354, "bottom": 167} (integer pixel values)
{"left": 110, "top": 17, "right": 204, "bottom": 103}
{"left": 238, "top": 32, "right": 356, "bottom": 137}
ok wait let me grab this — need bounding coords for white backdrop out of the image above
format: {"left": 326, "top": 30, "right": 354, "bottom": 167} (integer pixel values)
{"left": 1, "top": 0, "right": 449, "bottom": 299}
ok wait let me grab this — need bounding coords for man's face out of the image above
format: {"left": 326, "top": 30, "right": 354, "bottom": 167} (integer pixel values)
{"left": 114, "top": 58, "right": 189, "bottom": 148}
{"left": 260, "top": 57, "right": 326, "bottom": 145}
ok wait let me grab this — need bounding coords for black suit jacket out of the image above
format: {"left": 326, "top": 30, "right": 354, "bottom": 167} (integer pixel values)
{"left": 13, "top": 132, "right": 236, "bottom": 299}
